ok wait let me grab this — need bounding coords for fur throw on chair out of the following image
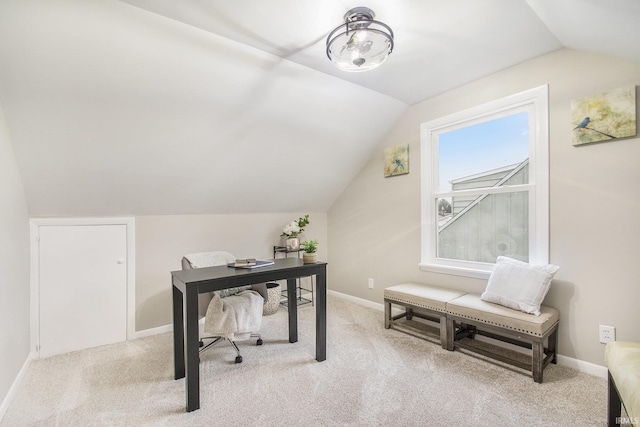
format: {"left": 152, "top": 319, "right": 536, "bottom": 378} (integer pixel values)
{"left": 204, "top": 290, "right": 263, "bottom": 340}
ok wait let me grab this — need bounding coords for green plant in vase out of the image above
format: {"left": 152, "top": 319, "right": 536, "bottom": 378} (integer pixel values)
{"left": 301, "top": 239, "right": 318, "bottom": 264}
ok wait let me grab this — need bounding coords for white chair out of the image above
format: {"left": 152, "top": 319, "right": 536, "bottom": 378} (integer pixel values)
{"left": 181, "top": 251, "right": 267, "bottom": 363}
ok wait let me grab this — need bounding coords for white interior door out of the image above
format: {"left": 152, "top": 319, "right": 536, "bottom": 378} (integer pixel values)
{"left": 38, "top": 224, "right": 127, "bottom": 358}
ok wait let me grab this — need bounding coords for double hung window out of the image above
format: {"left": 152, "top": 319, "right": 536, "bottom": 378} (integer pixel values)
{"left": 420, "top": 86, "right": 549, "bottom": 277}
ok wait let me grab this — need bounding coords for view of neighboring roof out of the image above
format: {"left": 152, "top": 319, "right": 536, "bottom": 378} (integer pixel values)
{"left": 440, "top": 159, "right": 529, "bottom": 232}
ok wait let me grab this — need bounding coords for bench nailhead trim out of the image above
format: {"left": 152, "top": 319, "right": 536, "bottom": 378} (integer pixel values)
{"left": 446, "top": 311, "right": 551, "bottom": 337}
{"left": 385, "top": 296, "right": 445, "bottom": 313}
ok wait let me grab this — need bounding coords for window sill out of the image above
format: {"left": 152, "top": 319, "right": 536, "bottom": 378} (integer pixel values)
{"left": 419, "top": 263, "right": 491, "bottom": 280}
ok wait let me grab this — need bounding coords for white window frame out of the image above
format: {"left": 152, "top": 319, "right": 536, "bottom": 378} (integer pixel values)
{"left": 420, "top": 85, "right": 549, "bottom": 279}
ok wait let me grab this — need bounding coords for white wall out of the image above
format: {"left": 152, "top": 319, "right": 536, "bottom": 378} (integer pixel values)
{"left": 0, "top": 102, "right": 30, "bottom": 409}
{"left": 328, "top": 48, "right": 640, "bottom": 366}
{"left": 135, "top": 212, "right": 327, "bottom": 331}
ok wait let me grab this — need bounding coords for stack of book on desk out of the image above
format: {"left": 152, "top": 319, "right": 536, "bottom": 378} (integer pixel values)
{"left": 227, "top": 258, "right": 275, "bottom": 269}
{"left": 230, "top": 258, "right": 257, "bottom": 267}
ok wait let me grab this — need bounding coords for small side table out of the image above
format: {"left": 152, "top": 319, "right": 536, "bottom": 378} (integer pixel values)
{"left": 273, "top": 246, "right": 314, "bottom": 307}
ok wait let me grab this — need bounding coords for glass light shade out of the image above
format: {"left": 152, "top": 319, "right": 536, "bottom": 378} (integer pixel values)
{"left": 326, "top": 8, "right": 394, "bottom": 72}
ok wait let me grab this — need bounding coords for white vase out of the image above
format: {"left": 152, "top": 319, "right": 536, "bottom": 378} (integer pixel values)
{"left": 285, "top": 237, "right": 300, "bottom": 251}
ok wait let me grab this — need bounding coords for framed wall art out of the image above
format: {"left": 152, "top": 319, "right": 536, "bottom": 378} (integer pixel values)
{"left": 383, "top": 144, "right": 409, "bottom": 177}
{"left": 571, "top": 85, "right": 636, "bottom": 146}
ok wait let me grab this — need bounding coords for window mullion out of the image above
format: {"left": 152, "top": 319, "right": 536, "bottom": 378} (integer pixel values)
{"left": 435, "top": 183, "right": 533, "bottom": 199}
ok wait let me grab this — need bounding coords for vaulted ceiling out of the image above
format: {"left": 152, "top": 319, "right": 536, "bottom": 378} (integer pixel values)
{"left": 0, "top": 0, "right": 638, "bottom": 216}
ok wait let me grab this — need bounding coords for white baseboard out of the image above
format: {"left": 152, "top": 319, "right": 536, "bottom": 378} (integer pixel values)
{"left": 134, "top": 323, "right": 172, "bottom": 339}
{"left": 328, "top": 289, "right": 608, "bottom": 379}
{"left": 133, "top": 318, "right": 210, "bottom": 339}
{"left": 0, "top": 352, "right": 34, "bottom": 423}
{"left": 556, "top": 354, "right": 607, "bottom": 378}
{"left": 328, "top": 289, "right": 384, "bottom": 311}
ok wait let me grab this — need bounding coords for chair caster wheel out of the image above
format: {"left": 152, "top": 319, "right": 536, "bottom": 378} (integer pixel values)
{"left": 199, "top": 341, "right": 204, "bottom": 348}
{"left": 256, "top": 338, "right": 263, "bottom": 346}
{"left": 235, "top": 355, "right": 243, "bottom": 364}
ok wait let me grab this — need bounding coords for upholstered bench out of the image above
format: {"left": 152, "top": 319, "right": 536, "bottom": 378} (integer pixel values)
{"left": 384, "top": 283, "right": 466, "bottom": 350}
{"left": 384, "top": 257, "right": 561, "bottom": 382}
{"left": 605, "top": 341, "right": 640, "bottom": 427}
{"left": 445, "top": 293, "right": 559, "bottom": 383}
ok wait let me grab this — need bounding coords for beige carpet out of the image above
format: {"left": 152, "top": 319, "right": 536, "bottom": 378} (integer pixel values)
{"left": 2, "top": 295, "right": 608, "bottom": 426}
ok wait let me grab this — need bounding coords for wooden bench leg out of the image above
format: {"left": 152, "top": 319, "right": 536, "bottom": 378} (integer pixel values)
{"left": 441, "top": 317, "right": 454, "bottom": 351}
{"left": 384, "top": 301, "right": 391, "bottom": 329}
{"left": 548, "top": 328, "right": 558, "bottom": 364}
{"left": 608, "top": 371, "right": 622, "bottom": 427}
{"left": 532, "top": 341, "right": 544, "bottom": 383}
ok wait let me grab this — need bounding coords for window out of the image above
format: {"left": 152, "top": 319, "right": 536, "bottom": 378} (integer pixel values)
{"left": 420, "top": 85, "right": 549, "bottom": 278}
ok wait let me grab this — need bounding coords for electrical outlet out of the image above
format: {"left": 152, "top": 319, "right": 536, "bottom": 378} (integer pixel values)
{"left": 368, "top": 278, "right": 374, "bottom": 289}
{"left": 599, "top": 325, "right": 616, "bottom": 343}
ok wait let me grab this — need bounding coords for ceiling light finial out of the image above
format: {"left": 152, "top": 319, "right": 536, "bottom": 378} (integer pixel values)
{"left": 326, "top": 7, "right": 394, "bottom": 72}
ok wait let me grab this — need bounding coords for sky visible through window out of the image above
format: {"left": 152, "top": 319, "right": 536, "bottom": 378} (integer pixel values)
{"left": 438, "top": 112, "right": 529, "bottom": 192}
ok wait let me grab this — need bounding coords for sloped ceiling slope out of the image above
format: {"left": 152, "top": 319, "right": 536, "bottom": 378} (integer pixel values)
{"left": 119, "top": 0, "right": 640, "bottom": 104}
{"left": 1, "top": 0, "right": 639, "bottom": 217}
{"left": 119, "top": 0, "right": 565, "bottom": 105}
{"left": 526, "top": 0, "right": 640, "bottom": 65}
{"left": 0, "top": 0, "right": 406, "bottom": 216}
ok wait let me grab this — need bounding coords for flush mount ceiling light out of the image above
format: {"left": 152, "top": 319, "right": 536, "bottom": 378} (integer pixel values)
{"left": 326, "top": 7, "right": 394, "bottom": 72}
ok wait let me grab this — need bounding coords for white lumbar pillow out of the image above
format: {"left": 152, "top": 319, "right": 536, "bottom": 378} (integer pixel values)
{"left": 481, "top": 256, "right": 559, "bottom": 316}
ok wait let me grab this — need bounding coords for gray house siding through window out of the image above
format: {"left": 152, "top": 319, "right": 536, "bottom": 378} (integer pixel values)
{"left": 438, "top": 160, "right": 529, "bottom": 263}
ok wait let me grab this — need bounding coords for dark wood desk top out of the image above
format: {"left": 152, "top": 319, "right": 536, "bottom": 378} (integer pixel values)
{"left": 171, "top": 258, "right": 326, "bottom": 293}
